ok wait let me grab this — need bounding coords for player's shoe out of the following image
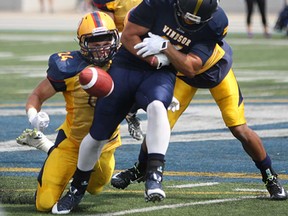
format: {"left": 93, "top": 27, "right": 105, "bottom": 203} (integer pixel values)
{"left": 125, "top": 113, "right": 144, "bottom": 141}
{"left": 144, "top": 171, "right": 166, "bottom": 202}
{"left": 51, "top": 186, "right": 84, "bottom": 214}
{"left": 111, "top": 162, "right": 145, "bottom": 189}
{"left": 16, "top": 128, "right": 53, "bottom": 153}
{"left": 265, "top": 175, "right": 287, "bottom": 200}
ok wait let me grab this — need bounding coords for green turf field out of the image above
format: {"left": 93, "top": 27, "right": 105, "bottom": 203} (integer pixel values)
{"left": 0, "top": 30, "right": 288, "bottom": 215}
{"left": 1, "top": 175, "right": 288, "bottom": 216}
{"left": 0, "top": 30, "right": 287, "bottom": 104}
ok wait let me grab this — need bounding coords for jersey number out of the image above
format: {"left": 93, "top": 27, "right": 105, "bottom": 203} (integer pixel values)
{"left": 58, "top": 52, "right": 73, "bottom": 61}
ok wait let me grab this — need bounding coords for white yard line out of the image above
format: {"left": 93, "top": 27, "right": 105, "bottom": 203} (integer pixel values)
{"left": 167, "top": 182, "right": 219, "bottom": 188}
{"left": 88, "top": 196, "right": 257, "bottom": 216}
{"left": 234, "top": 188, "right": 267, "bottom": 192}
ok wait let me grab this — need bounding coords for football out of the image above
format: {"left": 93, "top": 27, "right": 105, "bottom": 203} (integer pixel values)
{"left": 79, "top": 67, "right": 114, "bottom": 98}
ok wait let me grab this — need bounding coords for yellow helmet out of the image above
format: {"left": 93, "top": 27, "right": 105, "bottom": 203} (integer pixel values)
{"left": 77, "top": 11, "right": 120, "bottom": 65}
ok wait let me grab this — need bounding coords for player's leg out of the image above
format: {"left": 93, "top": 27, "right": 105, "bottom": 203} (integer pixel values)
{"left": 132, "top": 69, "right": 176, "bottom": 202}
{"left": 52, "top": 67, "right": 136, "bottom": 213}
{"left": 168, "top": 77, "right": 197, "bottom": 128}
{"left": 245, "top": 0, "right": 254, "bottom": 37}
{"left": 87, "top": 130, "right": 121, "bottom": 194}
{"left": 35, "top": 130, "right": 78, "bottom": 211}
{"left": 111, "top": 77, "right": 197, "bottom": 190}
{"left": 87, "top": 149, "right": 116, "bottom": 195}
{"left": 210, "top": 69, "right": 287, "bottom": 200}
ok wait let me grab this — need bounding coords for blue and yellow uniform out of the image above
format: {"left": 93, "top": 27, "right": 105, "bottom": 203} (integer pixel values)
{"left": 35, "top": 51, "right": 121, "bottom": 211}
{"left": 93, "top": 0, "right": 142, "bottom": 31}
{"left": 90, "top": 1, "right": 245, "bottom": 137}
{"left": 125, "top": 1, "right": 245, "bottom": 129}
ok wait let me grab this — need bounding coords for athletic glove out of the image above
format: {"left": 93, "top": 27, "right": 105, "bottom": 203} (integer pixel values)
{"left": 134, "top": 32, "right": 169, "bottom": 58}
{"left": 28, "top": 109, "right": 50, "bottom": 132}
{"left": 125, "top": 113, "right": 144, "bottom": 141}
{"left": 168, "top": 97, "right": 180, "bottom": 112}
{"left": 154, "top": 53, "right": 170, "bottom": 69}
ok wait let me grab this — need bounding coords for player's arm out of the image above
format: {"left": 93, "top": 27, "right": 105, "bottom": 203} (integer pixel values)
{"left": 163, "top": 43, "right": 202, "bottom": 78}
{"left": 26, "top": 78, "right": 56, "bottom": 131}
{"left": 16, "top": 78, "right": 56, "bottom": 152}
{"left": 121, "top": 21, "right": 154, "bottom": 65}
{"left": 26, "top": 78, "right": 56, "bottom": 112}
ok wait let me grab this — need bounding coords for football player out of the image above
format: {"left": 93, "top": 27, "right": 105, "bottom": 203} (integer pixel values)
{"left": 17, "top": 1, "right": 145, "bottom": 154}
{"left": 16, "top": 11, "right": 122, "bottom": 213}
{"left": 111, "top": 0, "right": 288, "bottom": 201}
{"left": 52, "top": 0, "right": 287, "bottom": 214}
{"left": 93, "top": 0, "right": 144, "bottom": 140}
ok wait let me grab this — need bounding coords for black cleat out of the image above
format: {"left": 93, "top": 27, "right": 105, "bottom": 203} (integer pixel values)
{"left": 111, "top": 162, "right": 145, "bottom": 189}
{"left": 51, "top": 186, "right": 84, "bottom": 214}
{"left": 265, "top": 176, "right": 287, "bottom": 200}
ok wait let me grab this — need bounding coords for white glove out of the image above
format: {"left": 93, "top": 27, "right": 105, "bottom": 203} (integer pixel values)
{"left": 154, "top": 53, "right": 170, "bottom": 69}
{"left": 125, "top": 113, "right": 144, "bottom": 141}
{"left": 168, "top": 97, "right": 180, "bottom": 112}
{"left": 28, "top": 109, "right": 50, "bottom": 132}
{"left": 134, "top": 32, "right": 169, "bottom": 58}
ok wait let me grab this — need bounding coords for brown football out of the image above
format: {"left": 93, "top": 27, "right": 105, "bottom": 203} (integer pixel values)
{"left": 79, "top": 67, "right": 114, "bottom": 98}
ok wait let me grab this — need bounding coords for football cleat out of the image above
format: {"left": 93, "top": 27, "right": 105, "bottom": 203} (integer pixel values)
{"left": 144, "top": 171, "right": 166, "bottom": 202}
{"left": 16, "top": 128, "right": 54, "bottom": 153}
{"left": 51, "top": 186, "right": 84, "bottom": 214}
{"left": 265, "top": 175, "right": 287, "bottom": 200}
{"left": 125, "top": 113, "right": 144, "bottom": 141}
{"left": 111, "top": 162, "right": 145, "bottom": 189}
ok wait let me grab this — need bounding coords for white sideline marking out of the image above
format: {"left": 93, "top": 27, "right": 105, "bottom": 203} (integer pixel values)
{"left": 167, "top": 182, "right": 219, "bottom": 188}
{"left": 89, "top": 196, "right": 256, "bottom": 216}
{"left": 234, "top": 188, "right": 267, "bottom": 192}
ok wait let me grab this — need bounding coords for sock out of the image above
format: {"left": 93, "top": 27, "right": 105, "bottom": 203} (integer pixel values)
{"left": 137, "top": 146, "right": 148, "bottom": 172}
{"left": 253, "top": 154, "right": 276, "bottom": 182}
{"left": 147, "top": 153, "right": 165, "bottom": 175}
{"left": 71, "top": 167, "right": 92, "bottom": 194}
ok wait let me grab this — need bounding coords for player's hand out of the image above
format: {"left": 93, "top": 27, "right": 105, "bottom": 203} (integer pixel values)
{"left": 155, "top": 53, "right": 170, "bottom": 69}
{"left": 125, "top": 113, "right": 144, "bottom": 141}
{"left": 134, "top": 32, "right": 169, "bottom": 58}
{"left": 168, "top": 97, "right": 180, "bottom": 112}
{"left": 29, "top": 112, "right": 50, "bottom": 132}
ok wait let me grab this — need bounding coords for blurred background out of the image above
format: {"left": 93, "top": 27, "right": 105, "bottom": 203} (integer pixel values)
{"left": 0, "top": 0, "right": 286, "bottom": 34}
{"left": 0, "top": 0, "right": 284, "bottom": 13}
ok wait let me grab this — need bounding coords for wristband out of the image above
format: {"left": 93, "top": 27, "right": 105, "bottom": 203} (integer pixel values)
{"left": 27, "top": 108, "right": 37, "bottom": 123}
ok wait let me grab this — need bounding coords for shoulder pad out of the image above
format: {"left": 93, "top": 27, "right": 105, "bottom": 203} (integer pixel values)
{"left": 208, "top": 7, "right": 228, "bottom": 39}
{"left": 47, "top": 51, "right": 90, "bottom": 81}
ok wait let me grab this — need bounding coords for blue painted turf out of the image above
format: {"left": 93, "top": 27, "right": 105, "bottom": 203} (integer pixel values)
{"left": 1, "top": 113, "right": 287, "bottom": 184}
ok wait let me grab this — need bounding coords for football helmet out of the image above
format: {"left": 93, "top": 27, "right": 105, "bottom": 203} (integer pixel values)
{"left": 174, "top": 0, "right": 219, "bottom": 32}
{"left": 77, "top": 11, "right": 120, "bottom": 66}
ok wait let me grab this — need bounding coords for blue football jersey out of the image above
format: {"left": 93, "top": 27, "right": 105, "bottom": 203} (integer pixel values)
{"left": 113, "top": 0, "right": 229, "bottom": 71}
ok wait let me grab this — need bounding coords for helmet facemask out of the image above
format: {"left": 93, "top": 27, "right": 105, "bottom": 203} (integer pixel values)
{"left": 77, "top": 11, "right": 120, "bottom": 66}
{"left": 79, "top": 29, "right": 119, "bottom": 66}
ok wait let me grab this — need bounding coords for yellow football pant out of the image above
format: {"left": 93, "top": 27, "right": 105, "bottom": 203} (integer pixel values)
{"left": 35, "top": 133, "right": 120, "bottom": 212}
{"left": 169, "top": 69, "right": 246, "bottom": 128}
